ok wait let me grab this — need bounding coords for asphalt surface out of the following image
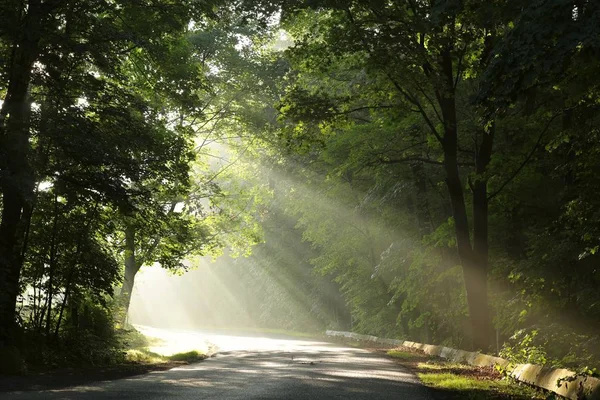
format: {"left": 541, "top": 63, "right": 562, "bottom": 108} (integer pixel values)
{"left": 0, "top": 330, "right": 433, "bottom": 399}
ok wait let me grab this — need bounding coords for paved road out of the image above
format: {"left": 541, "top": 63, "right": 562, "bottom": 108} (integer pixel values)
{"left": 0, "top": 330, "right": 432, "bottom": 399}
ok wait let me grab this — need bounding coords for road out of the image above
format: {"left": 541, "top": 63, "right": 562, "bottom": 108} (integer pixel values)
{"left": 0, "top": 328, "right": 432, "bottom": 399}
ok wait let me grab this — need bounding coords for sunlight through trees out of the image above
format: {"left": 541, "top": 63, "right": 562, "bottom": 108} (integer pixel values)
{"left": 1, "top": 0, "right": 599, "bottom": 375}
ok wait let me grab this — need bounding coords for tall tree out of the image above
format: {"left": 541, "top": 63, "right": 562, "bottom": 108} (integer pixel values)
{"left": 0, "top": 0, "right": 203, "bottom": 346}
{"left": 276, "top": 0, "right": 517, "bottom": 350}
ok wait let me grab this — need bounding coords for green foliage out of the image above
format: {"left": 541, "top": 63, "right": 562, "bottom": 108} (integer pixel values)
{"left": 18, "top": 296, "right": 127, "bottom": 368}
{"left": 416, "top": 361, "right": 545, "bottom": 399}
{"left": 500, "top": 330, "right": 548, "bottom": 366}
{"left": 259, "top": 0, "right": 600, "bottom": 370}
{"left": 0, "top": 0, "right": 282, "bottom": 365}
{"left": 386, "top": 350, "right": 422, "bottom": 361}
{"left": 125, "top": 349, "right": 166, "bottom": 364}
{"left": 1, "top": 0, "right": 599, "bottom": 377}
{"left": 418, "top": 372, "right": 543, "bottom": 399}
{"left": 167, "top": 350, "right": 206, "bottom": 363}
{"left": 120, "top": 328, "right": 149, "bottom": 350}
{"left": 124, "top": 348, "right": 206, "bottom": 364}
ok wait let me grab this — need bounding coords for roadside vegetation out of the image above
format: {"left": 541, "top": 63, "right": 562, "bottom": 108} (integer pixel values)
{"left": 384, "top": 347, "right": 547, "bottom": 400}
{"left": 0, "top": 327, "right": 207, "bottom": 392}
{"left": 126, "top": 349, "right": 207, "bottom": 364}
{"left": 0, "top": 1, "right": 272, "bottom": 374}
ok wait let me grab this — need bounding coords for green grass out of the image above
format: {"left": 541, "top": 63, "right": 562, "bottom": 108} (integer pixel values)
{"left": 386, "top": 350, "right": 423, "bottom": 360}
{"left": 167, "top": 350, "right": 207, "bottom": 362}
{"left": 125, "top": 348, "right": 207, "bottom": 364}
{"left": 417, "top": 367, "right": 545, "bottom": 399}
{"left": 417, "top": 361, "right": 474, "bottom": 371}
{"left": 124, "top": 328, "right": 207, "bottom": 365}
{"left": 419, "top": 372, "right": 504, "bottom": 391}
{"left": 381, "top": 351, "right": 546, "bottom": 400}
{"left": 125, "top": 349, "right": 167, "bottom": 364}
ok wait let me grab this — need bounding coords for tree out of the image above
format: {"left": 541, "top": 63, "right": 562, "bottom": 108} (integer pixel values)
{"left": 275, "top": 0, "right": 513, "bottom": 349}
{"left": 0, "top": 0, "right": 205, "bottom": 346}
{"left": 271, "top": 0, "right": 600, "bottom": 355}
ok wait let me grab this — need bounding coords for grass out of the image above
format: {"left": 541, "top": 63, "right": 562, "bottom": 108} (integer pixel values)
{"left": 166, "top": 350, "right": 206, "bottom": 362}
{"left": 417, "top": 362, "right": 475, "bottom": 371}
{"left": 415, "top": 361, "right": 546, "bottom": 399}
{"left": 418, "top": 370, "right": 545, "bottom": 399}
{"left": 123, "top": 328, "right": 208, "bottom": 366}
{"left": 378, "top": 346, "right": 547, "bottom": 400}
{"left": 125, "top": 349, "right": 166, "bottom": 364}
{"left": 386, "top": 350, "right": 423, "bottom": 361}
{"left": 0, "top": 329, "right": 208, "bottom": 392}
{"left": 420, "top": 372, "right": 506, "bottom": 391}
{"left": 125, "top": 348, "right": 207, "bottom": 364}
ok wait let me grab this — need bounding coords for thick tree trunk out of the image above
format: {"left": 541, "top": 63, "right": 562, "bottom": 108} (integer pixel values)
{"left": 442, "top": 137, "right": 490, "bottom": 351}
{"left": 0, "top": 2, "right": 43, "bottom": 345}
{"left": 437, "top": 49, "right": 492, "bottom": 351}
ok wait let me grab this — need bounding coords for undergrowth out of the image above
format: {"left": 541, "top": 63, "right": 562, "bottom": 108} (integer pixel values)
{"left": 383, "top": 346, "right": 547, "bottom": 400}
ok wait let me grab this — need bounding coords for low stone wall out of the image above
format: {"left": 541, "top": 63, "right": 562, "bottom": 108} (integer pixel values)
{"left": 325, "top": 330, "right": 600, "bottom": 400}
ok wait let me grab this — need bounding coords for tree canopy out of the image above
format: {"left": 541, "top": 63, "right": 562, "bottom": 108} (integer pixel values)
{"left": 1, "top": 0, "right": 599, "bottom": 374}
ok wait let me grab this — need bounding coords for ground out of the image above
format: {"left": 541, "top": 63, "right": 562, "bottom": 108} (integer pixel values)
{"left": 0, "top": 327, "right": 551, "bottom": 399}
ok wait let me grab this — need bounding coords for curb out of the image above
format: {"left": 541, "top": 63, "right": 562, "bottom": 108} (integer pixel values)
{"left": 325, "top": 330, "right": 600, "bottom": 400}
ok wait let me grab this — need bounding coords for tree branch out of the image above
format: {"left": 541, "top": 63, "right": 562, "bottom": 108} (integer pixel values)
{"left": 487, "top": 114, "right": 560, "bottom": 200}
{"left": 386, "top": 73, "right": 443, "bottom": 143}
{"left": 454, "top": 43, "right": 468, "bottom": 89}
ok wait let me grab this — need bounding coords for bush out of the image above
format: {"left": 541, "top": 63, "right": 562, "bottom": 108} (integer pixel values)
{"left": 168, "top": 350, "right": 206, "bottom": 362}
{"left": 500, "top": 329, "right": 548, "bottom": 366}
{"left": 118, "top": 328, "right": 149, "bottom": 350}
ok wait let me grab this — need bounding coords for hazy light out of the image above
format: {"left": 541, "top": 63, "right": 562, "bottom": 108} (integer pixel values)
{"left": 129, "top": 258, "right": 258, "bottom": 331}
{"left": 38, "top": 180, "right": 53, "bottom": 192}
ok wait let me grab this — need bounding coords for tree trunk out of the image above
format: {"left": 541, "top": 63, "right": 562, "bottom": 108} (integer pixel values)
{"left": 470, "top": 122, "right": 495, "bottom": 351}
{"left": 443, "top": 139, "right": 490, "bottom": 351}
{"left": 0, "top": 2, "right": 43, "bottom": 345}
{"left": 120, "top": 224, "right": 140, "bottom": 325}
{"left": 54, "top": 270, "right": 73, "bottom": 340}
{"left": 438, "top": 49, "right": 492, "bottom": 351}
{"left": 45, "top": 193, "right": 60, "bottom": 338}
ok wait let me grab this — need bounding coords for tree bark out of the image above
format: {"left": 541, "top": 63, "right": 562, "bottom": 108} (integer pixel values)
{"left": 0, "top": 1, "right": 43, "bottom": 345}
{"left": 120, "top": 224, "right": 140, "bottom": 325}
{"left": 470, "top": 122, "right": 495, "bottom": 351}
{"left": 54, "top": 269, "right": 73, "bottom": 340}
{"left": 438, "top": 49, "right": 492, "bottom": 351}
{"left": 45, "top": 193, "right": 60, "bottom": 337}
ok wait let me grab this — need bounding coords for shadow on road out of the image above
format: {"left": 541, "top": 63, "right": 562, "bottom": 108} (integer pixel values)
{"left": 0, "top": 339, "right": 432, "bottom": 399}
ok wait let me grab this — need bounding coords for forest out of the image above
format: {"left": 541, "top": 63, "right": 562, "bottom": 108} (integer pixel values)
{"left": 0, "top": 0, "right": 599, "bottom": 377}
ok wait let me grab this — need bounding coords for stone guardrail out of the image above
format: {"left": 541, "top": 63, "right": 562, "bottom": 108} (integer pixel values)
{"left": 325, "top": 330, "right": 600, "bottom": 400}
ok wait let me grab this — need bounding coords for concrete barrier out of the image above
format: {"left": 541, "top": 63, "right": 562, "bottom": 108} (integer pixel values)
{"left": 325, "top": 330, "right": 600, "bottom": 400}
